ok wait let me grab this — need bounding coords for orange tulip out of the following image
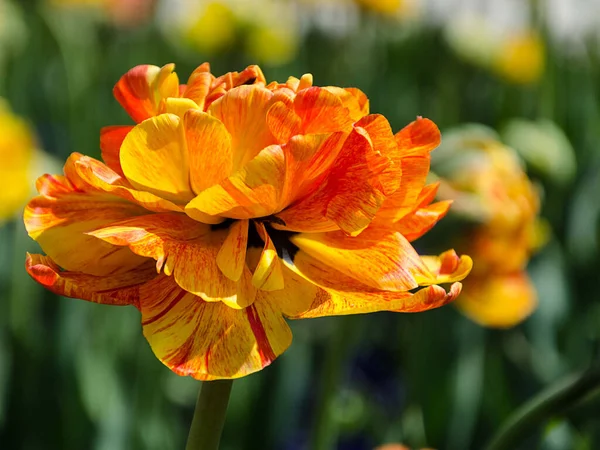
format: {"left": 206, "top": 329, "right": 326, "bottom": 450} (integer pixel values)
{"left": 25, "top": 63, "right": 471, "bottom": 380}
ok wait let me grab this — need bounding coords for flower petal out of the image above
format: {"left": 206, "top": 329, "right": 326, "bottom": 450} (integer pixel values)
{"left": 139, "top": 275, "right": 291, "bottom": 380}
{"left": 290, "top": 227, "right": 431, "bottom": 291}
{"left": 185, "top": 144, "right": 285, "bottom": 220}
{"left": 120, "top": 114, "right": 194, "bottom": 203}
{"left": 278, "top": 256, "right": 462, "bottom": 318}
{"left": 395, "top": 117, "right": 441, "bottom": 156}
{"left": 113, "top": 64, "right": 180, "bottom": 123}
{"left": 395, "top": 200, "right": 452, "bottom": 241}
{"left": 251, "top": 223, "right": 284, "bottom": 291}
{"left": 25, "top": 253, "right": 156, "bottom": 306}
{"left": 266, "top": 100, "right": 302, "bottom": 143}
{"left": 456, "top": 272, "right": 537, "bottom": 328}
{"left": 216, "top": 219, "right": 249, "bottom": 282}
{"left": 64, "top": 153, "right": 184, "bottom": 213}
{"left": 323, "top": 86, "right": 370, "bottom": 122}
{"left": 100, "top": 125, "right": 132, "bottom": 177}
{"left": 417, "top": 249, "right": 473, "bottom": 285}
{"left": 293, "top": 87, "right": 354, "bottom": 134}
{"left": 184, "top": 110, "right": 233, "bottom": 194}
{"left": 208, "top": 85, "right": 276, "bottom": 171}
{"left": 25, "top": 176, "right": 148, "bottom": 276}
{"left": 89, "top": 214, "right": 256, "bottom": 309}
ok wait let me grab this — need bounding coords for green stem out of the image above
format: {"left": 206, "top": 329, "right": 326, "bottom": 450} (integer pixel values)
{"left": 186, "top": 380, "right": 234, "bottom": 450}
{"left": 310, "top": 317, "right": 355, "bottom": 450}
{"left": 485, "top": 366, "right": 600, "bottom": 450}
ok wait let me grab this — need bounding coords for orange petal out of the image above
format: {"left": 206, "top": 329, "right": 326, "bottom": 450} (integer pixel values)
{"left": 113, "top": 64, "right": 180, "bottom": 123}
{"left": 251, "top": 223, "right": 284, "bottom": 291}
{"left": 372, "top": 155, "right": 430, "bottom": 225}
{"left": 184, "top": 110, "right": 233, "bottom": 194}
{"left": 183, "top": 67, "right": 213, "bottom": 109}
{"left": 290, "top": 227, "right": 432, "bottom": 291}
{"left": 120, "top": 114, "right": 194, "bottom": 203}
{"left": 216, "top": 219, "right": 249, "bottom": 282}
{"left": 278, "top": 256, "right": 462, "bottom": 318}
{"left": 293, "top": 87, "right": 354, "bottom": 134}
{"left": 185, "top": 144, "right": 285, "bottom": 220}
{"left": 395, "top": 117, "right": 441, "bottom": 156}
{"left": 208, "top": 85, "right": 276, "bottom": 171}
{"left": 456, "top": 272, "right": 537, "bottom": 328}
{"left": 396, "top": 200, "right": 452, "bottom": 241}
{"left": 89, "top": 214, "right": 256, "bottom": 309}
{"left": 100, "top": 125, "right": 132, "bottom": 177}
{"left": 25, "top": 176, "right": 148, "bottom": 276}
{"left": 322, "top": 127, "right": 392, "bottom": 235}
{"left": 139, "top": 275, "right": 291, "bottom": 380}
{"left": 25, "top": 253, "right": 156, "bottom": 306}
{"left": 64, "top": 153, "right": 184, "bottom": 214}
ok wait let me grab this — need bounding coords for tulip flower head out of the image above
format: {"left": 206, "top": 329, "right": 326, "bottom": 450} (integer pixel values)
{"left": 25, "top": 63, "right": 471, "bottom": 380}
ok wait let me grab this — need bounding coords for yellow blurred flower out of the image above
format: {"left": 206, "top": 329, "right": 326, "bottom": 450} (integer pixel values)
{"left": 436, "top": 127, "right": 544, "bottom": 327}
{"left": 0, "top": 99, "right": 35, "bottom": 221}
{"left": 494, "top": 32, "right": 545, "bottom": 84}
{"left": 355, "top": 0, "right": 403, "bottom": 15}
{"left": 185, "top": 2, "right": 236, "bottom": 54}
{"left": 444, "top": 14, "right": 545, "bottom": 84}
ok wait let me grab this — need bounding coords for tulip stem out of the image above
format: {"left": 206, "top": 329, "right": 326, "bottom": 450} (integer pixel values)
{"left": 186, "top": 380, "right": 233, "bottom": 450}
{"left": 484, "top": 365, "right": 600, "bottom": 450}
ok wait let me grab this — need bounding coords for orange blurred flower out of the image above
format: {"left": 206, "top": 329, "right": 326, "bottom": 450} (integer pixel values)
{"left": 49, "top": 0, "right": 155, "bottom": 28}
{"left": 437, "top": 131, "right": 543, "bottom": 327}
{"left": 25, "top": 63, "right": 471, "bottom": 380}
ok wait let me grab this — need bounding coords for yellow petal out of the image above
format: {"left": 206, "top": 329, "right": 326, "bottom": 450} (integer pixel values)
{"left": 185, "top": 144, "right": 285, "bottom": 220}
{"left": 216, "top": 219, "right": 249, "bottom": 282}
{"left": 251, "top": 223, "right": 284, "bottom": 291}
{"left": 417, "top": 249, "right": 473, "bottom": 285}
{"left": 120, "top": 114, "right": 194, "bottom": 203}
{"left": 139, "top": 275, "right": 291, "bottom": 380}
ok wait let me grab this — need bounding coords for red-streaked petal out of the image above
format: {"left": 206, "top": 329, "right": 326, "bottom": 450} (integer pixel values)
{"left": 100, "top": 125, "right": 132, "bottom": 177}
{"left": 120, "top": 114, "right": 194, "bottom": 203}
{"left": 25, "top": 178, "right": 148, "bottom": 276}
{"left": 277, "top": 257, "right": 462, "bottom": 318}
{"left": 89, "top": 214, "right": 256, "bottom": 309}
{"left": 139, "top": 275, "right": 291, "bottom": 380}
{"left": 184, "top": 110, "right": 233, "bottom": 194}
{"left": 323, "top": 86, "right": 370, "bottom": 122}
{"left": 395, "top": 117, "right": 441, "bottom": 156}
{"left": 266, "top": 100, "right": 302, "bottom": 143}
{"left": 290, "top": 227, "right": 431, "bottom": 291}
{"left": 113, "top": 64, "right": 180, "bottom": 123}
{"left": 417, "top": 250, "right": 473, "bottom": 285}
{"left": 25, "top": 253, "right": 156, "bottom": 306}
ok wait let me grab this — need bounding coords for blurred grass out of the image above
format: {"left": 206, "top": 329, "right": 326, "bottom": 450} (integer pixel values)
{"left": 2, "top": 1, "right": 600, "bottom": 449}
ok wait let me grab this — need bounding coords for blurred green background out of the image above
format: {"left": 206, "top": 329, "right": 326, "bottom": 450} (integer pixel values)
{"left": 2, "top": 0, "right": 600, "bottom": 449}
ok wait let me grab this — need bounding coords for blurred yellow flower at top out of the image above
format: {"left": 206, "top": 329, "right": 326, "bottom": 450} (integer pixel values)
{"left": 246, "top": 25, "right": 298, "bottom": 66}
{"left": 436, "top": 127, "right": 544, "bottom": 327}
{"left": 185, "top": 2, "right": 236, "bottom": 54}
{"left": 25, "top": 62, "right": 471, "bottom": 380}
{"left": 355, "top": 0, "right": 402, "bottom": 15}
{"left": 494, "top": 32, "right": 545, "bottom": 85}
{"left": 0, "top": 99, "right": 34, "bottom": 221}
